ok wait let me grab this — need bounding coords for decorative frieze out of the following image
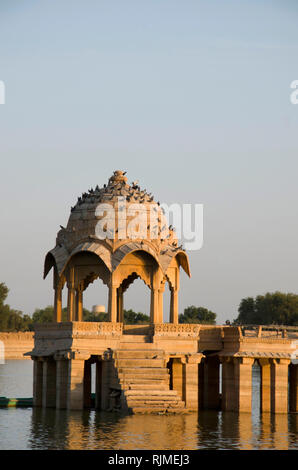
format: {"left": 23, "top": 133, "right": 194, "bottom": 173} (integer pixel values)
{"left": 153, "top": 323, "right": 200, "bottom": 337}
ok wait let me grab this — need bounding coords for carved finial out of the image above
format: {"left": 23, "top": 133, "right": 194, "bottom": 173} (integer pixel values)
{"left": 109, "top": 170, "right": 128, "bottom": 185}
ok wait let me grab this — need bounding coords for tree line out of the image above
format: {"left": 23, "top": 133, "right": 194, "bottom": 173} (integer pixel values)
{"left": 1, "top": 281, "right": 298, "bottom": 332}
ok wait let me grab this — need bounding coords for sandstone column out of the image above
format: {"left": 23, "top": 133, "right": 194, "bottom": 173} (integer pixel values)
{"left": 169, "top": 288, "right": 179, "bottom": 324}
{"left": 42, "top": 358, "right": 57, "bottom": 408}
{"left": 150, "top": 288, "right": 159, "bottom": 324}
{"left": 221, "top": 357, "right": 235, "bottom": 411}
{"left": 259, "top": 358, "right": 271, "bottom": 413}
{"left": 54, "top": 285, "right": 62, "bottom": 322}
{"left": 56, "top": 358, "right": 69, "bottom": 409}
{"left": 67, "top": 267, "right": 75, "bottom": 321}
{"left": 158, "top": 285, "right": 165, "bottom": 323}
{"left": 289, "top": 363, "right": 298, "bottom": 412}
{"left": 33, "top": 359, "right": 43, "bottom": 407}
{"left": 75, "top": 288, "right": 83, "bottom": 322}
{"left": 67, "top": 354, "right": 90, "bottom": 410}
{"left": 182, "top": 354, "right": 202, "bottom": 410}
{"left": 117, "top": 286, "right": 124, "bottom": 323}
{"left": 171, "top": 358, "right": 183, "bottom": 399}
{"left": 101, "top": 356, "right": 112, "bottom": 410}
{"left": 108, "top": 284, "right": 118, "bottom": 322}
{"left": 233, "top": 357, "right": 254, "bottom": 413}
{"left": 270, "top": 358, "right": 290, "bottom": 414}
{"left": 67, "top": 286, "right": 75, "bottom": 321}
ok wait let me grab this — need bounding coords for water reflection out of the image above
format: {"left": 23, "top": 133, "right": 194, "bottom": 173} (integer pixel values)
{"left": 0, "top": 361, "right": 297, "bottom": 450}
{"left": 25, "top": 408, "right": 298, "bottom": 450}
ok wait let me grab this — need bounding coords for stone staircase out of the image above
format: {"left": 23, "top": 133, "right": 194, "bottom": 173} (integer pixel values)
{"left": 111, "top": 335, "right": 185, "bottom": 413}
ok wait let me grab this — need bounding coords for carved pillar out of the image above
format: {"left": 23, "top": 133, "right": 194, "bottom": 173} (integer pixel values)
{"left": 233, "top": 357, "right": 254, "bottom": 412}
{"left": 169, "top": 288, "right": 179, "bottom": 324}
{"left": 101, "top": 355, "right": 113, "bottom": 410}
{"left": 42, "top": 358, "right": 57, "bottom": 408}
{"left": 108, "top": 284, "right": 118, "bottom": 322}
{"left": 75, "top": 287, "right": 83, "bottom": 322}
{"left": 270, "top": 358, "right": 290, "bottom": 414}
{"left": 67, "top": 287, "right": 75, "bottom": 321}
{"left": 289, "top": 363, "right": 298, "bottom": 413}
{"left": 67, "top": 354, "right": 90, "bottom": 410}
{"left": 221, "top": 357, "right": 235, "bottom": 411}
{"left": 54, "top": 284, "right": 62, "bottom": 322}
{"left": 171, "top": 358, "right": 183, "bottom": 399}
{"left": 33, "top": 358, "right": 43, "bottom": 407}
{"left": 56, "top": 358, "right": 69, "bottom": 409}
{"left": 259, "top": 358, "right": 271, "bottom": 413}
{"left": 67, "top": 267, "right": 75, "bottom": 322}
{"left": 117, "top": 286, "right": 124, "bottom": 323}
{"left": 150, "top": 288, "right": 159, "bottom": 324}
{"left": 158, "top": 285, "right": 165, "bottom": 324}
{"left": 182, "top": 354, "right": 203, "bottom": 410}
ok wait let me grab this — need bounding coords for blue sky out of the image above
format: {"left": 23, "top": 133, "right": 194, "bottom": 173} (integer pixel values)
{"left": 0, "top": 1, "right": 298, "bottom": 323}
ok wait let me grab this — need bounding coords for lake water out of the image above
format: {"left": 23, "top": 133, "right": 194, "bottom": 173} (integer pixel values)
{"left": 0, "top": 360, "right": 297, "bottom": 450}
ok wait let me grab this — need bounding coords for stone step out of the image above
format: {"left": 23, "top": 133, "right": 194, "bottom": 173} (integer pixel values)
{"left": 119, "top": 374, "right": 169, "bottom": 381}
{"left": 120, "top": 380, "right": 170, "bottom": 389}
{"left": 125, "top": 389, "right": 179, "bottom": 397}
{"left": 115, "top": 358, "right": 165, "bottom": 368}
{"left": 114, "top": 350, "right": 164, "bottom": 359}
{"left": 127, "top": 400, "right": 185, "bottom": 407}
{"left": 117, "top": 367, "right": 169, "bottom": 377}
{"left": 126, "top": 396, "right": 181, "bottom": 403}
{"left": 122, "top": 383, "right": 169, "bottom": 391}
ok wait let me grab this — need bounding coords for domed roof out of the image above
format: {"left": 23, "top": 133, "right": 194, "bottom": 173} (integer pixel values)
{"left": 44, "top": 171, "right": 190, "bottom": 279}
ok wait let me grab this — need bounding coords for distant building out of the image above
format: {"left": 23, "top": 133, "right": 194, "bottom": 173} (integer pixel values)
{"left": 92, "top": 305, "right": 106, "bottom": 315}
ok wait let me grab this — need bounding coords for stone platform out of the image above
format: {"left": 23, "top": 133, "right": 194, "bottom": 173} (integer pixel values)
{"left": 26, "top": 322, "right": 298, "bottom": 414}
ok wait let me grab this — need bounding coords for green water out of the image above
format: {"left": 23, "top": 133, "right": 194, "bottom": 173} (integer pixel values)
{"left": 0, "top": 360, "right": 297, "bottom": 450}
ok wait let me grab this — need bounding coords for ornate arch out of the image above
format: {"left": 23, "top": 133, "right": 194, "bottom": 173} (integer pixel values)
{"left": 160, "top": 249, "right": 191, "bottom": 277}
{"left": 61, "top": 242, "right": 112, "bottom": 275}
{"left": 44, "top": 245, "right": 69, "bottom": 279}
{"left": 114, "top": 265, "right": 152, "bottom": 289}
{"left": 112, "top": 241, "right": 162, "bottom": 272}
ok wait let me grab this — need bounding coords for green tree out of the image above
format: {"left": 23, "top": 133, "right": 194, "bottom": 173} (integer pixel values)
{"left": 32, "top": 306, "right": 95, "bottom": 323}
{"left": 83, "top": 309, "right": 107, "bottom": 322}
{"left": 0, "top": 282, "right": 32, "bottom": 331}
{"left": 0, "top": 282, "right": 10, "bottom": 330}
{"left": 234, "top": 292, "right": 298, "bottom": 326}
{"left": 179, "top": 306, "right": 216, "bottom": 324}
{"left": 123, "top": 309, "right": 150, "bottom": 324}
{"left": 32, "top": 306, "right": 56, "bottom": 323}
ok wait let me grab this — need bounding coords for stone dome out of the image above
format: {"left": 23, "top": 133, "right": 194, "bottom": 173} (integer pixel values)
{"left": 44, "top": 170, "right": 190, "bottom": 279}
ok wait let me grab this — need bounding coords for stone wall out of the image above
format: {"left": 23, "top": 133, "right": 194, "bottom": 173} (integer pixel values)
{"left": 0, "top": 332, "right": 34, "bottom": 360}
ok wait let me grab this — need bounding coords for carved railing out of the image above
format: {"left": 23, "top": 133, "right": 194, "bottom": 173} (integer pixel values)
{"left": 237, "top": 325, "right": 298, "bottom": 339}
{"left": 34, "top": 321, "right": 123, "bottom": 338}
{"left": 153, "top": 323, "right": 201, "bottom": 337}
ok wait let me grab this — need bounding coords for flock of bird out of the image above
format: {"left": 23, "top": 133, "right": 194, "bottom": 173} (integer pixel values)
{"left": 66, "top": 173, "right": 184, "bottom": 252}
